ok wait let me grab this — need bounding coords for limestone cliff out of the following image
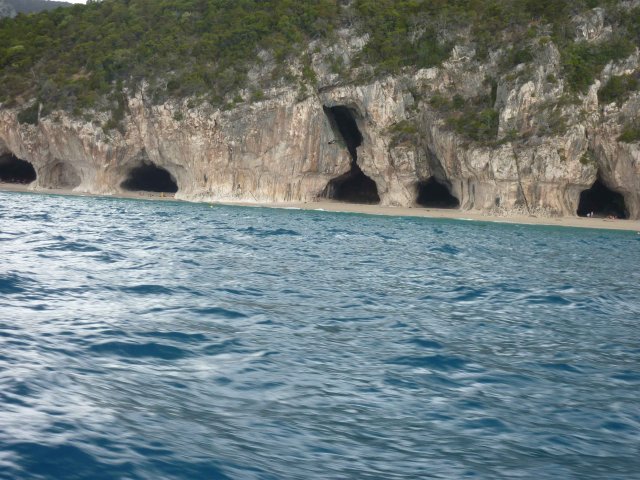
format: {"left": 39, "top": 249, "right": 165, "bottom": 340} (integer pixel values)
{"left": 1, "top": 9, "right": 639, "bottom": 219}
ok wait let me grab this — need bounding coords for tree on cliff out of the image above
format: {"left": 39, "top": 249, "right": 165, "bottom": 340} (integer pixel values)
{"left": 0, "top": 0, "right": 638, "bottom": 140}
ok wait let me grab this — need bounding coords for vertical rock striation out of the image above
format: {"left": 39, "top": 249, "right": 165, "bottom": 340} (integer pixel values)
{"left": 1, "top": 13, "right": 639, "bottom": 218}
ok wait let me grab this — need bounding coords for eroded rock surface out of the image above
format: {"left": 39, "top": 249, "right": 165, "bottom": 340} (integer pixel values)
{"left": 1, "top": 17, "right": 639, "bottom": 218}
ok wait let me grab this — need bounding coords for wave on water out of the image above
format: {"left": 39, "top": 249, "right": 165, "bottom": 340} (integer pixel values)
{"left": 0, "top": 191, "right": 639, "bottom": 479}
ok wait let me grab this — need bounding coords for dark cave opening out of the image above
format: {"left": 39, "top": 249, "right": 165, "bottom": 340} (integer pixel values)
{"left": 322, "top": 105, "right": 380, "bottom": 204}
{"left": 323, "top": 163, "right": 381, "bottom": 204}
{"left": 416, "top": 177, "right": 460, "bottom": 209}
{"left": 577, "top": 178, "right": 628, "bottom": 219}
{"left": 324, "top": 106, "right": 363, "bottom": 161}
{"left": 121, "top": 163, "right": 178, "bottom": 193}
{"left": 0, "top": 154, "right": 37, "bottom": 184}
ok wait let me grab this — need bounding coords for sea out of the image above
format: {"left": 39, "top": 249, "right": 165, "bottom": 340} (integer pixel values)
{"left": 1, "top": 191, "right": 639, "bottom": 479}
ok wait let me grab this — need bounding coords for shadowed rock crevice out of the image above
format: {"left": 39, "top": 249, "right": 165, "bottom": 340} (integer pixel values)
{"left": 121, "top": 163, "right": 178, "bottom": 193}
{"left": 322, "top": 106, "right": 380, "bottom": 204}
{"left": 42, "top": 161, "right": 81, "bottom": 189}
{"left": 577, "top": 177, "right": 628, "bottom": 219}
{"left": 324, "top": 106, "right": 363, "bottom": 160}
{"left": 0, "top": 154, "right": 36, "bottom": 184}
{"left": 416, "top": 177, "right": 459, "bottom": 208}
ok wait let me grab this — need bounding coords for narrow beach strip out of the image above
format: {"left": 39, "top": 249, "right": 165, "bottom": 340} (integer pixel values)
{"left": 2, "top": 183, "right": 639, "bottom": 232}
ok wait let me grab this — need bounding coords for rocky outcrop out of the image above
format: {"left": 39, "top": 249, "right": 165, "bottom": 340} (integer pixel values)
{"left": 1, "top": 17, "right": 639, "bottom": 218}
{"left": 0, "top": 89, "right": 355, "bottom": 203}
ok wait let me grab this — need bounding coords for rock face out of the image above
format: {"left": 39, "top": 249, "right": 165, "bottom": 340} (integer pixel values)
{"left": 1, "top": 22, "right": 639, "bottom": 218}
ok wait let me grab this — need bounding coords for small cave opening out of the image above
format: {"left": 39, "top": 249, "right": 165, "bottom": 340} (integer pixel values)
{"left": 322, "top": 105, "right": 380, "bottom": 204}
{"left": 416, "top": 177, "right": 460, "bottom": 209}
{"left": 121, "top": 163, "right": 178, "bottom": 193}
{"left": 0, "top": 154, "right": 37, "bottom": 184}
{"left": 577, "top": 178, "right": 628, "bottom": 219}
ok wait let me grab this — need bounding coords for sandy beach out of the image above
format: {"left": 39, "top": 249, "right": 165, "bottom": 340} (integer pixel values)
{"left": 2, "top": 182, "right": 639, "bottom": 232}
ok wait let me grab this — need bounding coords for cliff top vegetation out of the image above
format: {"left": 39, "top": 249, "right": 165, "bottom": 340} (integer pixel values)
{"left": 6, "top": 0, "right": 72, "bottom": 14}
{"left": 0, "top": 0, "right": 638, "bottom": 125}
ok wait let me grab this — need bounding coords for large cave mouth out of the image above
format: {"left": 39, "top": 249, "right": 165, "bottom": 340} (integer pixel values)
{"left": 416, "top": 177, "right": 460, "bottom": 208}
{"left": 322, "top": 105, "right": 380, "bottom": 204}
{"left": 121, "top": 163, "right": 178, "bottom": 193}
{"left": 323, "top": 163, "right": 380, "bottom": 204}
{"left": 577, "top": 178, "right": 628, "bottom": 219}
{"left": 0, "top": 154, "right": 37, "bottom": 184}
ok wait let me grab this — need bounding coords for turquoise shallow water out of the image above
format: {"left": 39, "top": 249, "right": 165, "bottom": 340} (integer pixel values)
{"left": 0, "top": 191, "right": 639, "bottom": 479}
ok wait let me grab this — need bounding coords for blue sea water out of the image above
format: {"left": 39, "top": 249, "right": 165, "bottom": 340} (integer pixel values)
{"left": 0, "top": 191, "right": 639, "bottom": 480}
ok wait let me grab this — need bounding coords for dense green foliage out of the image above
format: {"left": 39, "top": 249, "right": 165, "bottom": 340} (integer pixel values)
{"left": 353, "top": 0, "right": 452, "bottom": 75}
{"left": 428, "top": 84, "right": 499, "bottom": 144}
{"left": 618, "top": 123, "right": 640, "bottom": 143}
{"left": 387, "top": 119, "right": 420, "bottom": 147}
{"left": 598, "top": 73, "right": 639, "bottom": 104}
{"left": 438, "top": 94, "right": 499, "bottom": 144}
{"left": 15, "top": 100, "right": 38, "bottom": 124}
{"left": 0, "top": 0, "right": 638, "bottom": 139}
{"left": 562, "top": 37, "right": 636, "bottom": 93}
{"left": 1, "top": 0, "right": 342, "bottom": 111}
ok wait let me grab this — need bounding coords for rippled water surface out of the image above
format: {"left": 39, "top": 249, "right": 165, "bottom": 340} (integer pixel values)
{"left": 1, "top": 191, "right": 639, "bottom": 479}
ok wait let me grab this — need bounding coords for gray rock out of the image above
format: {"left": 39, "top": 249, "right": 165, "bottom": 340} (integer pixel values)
{"left": 0, "top": 0, "right": 16, "bottom": 18}
{"left": 0, "top": 27, "right": 638, "bottom": 219}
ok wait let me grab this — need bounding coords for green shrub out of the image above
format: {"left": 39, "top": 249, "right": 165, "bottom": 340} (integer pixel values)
{"left": 452, "top": 94, "right": 466, "bottom": 110}
{"left": 598, "top": 74, "right": 639, "bottom": 105}
{"left": 17, "top": 103, "right": 39, "bottom": 125}
{"left": 446, "top": 108, "right": 499, "bottom": 143}
{"left": 329, "top": 55, "right": 345, "bottom": 75}
{"left": 102, "top": 117, "right": 119, "bottom": 132}
{"left": 504, "top": 46, "right": 534, "bottom": 68}
{"left": 618, "top": 124, "right": 640, "bottom": 143}
{"left": 388, "top": 119, "right": 419, "bottom": 147}
{"left": 429, "top": 94, "right": 450, "bottom": 110}
{"left": 562, "top": 37, "right": 636, "bottom": 93}
{"left": 301, "top": 54, "right": 317, "bottom": 85}
{"left": 580, "top": 150, "right": 596, "bottom": 166}
{"left": 0, "top": 0, "right": 637, "bottom": 119}
{"left": 528, "top": 0, "right": 573, "bottom": 21}
{"left": 0, "top": 0, "right": 342, "bottom": 113}
{"left": 250, "top": 89, "right": 265, "bottom": 102}
{"left": 429, "top": 89, "right": 499, "bottom": 143}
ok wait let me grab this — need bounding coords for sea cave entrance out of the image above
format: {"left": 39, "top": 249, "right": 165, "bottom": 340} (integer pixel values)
{"left": 0, "top": 154, "right": 37, "bottom": 184}
{"left": 416, "top": 177, "right": 459, "bottom": 208}
{"left": 322, "top": 106, "right": 380, "bottom": 204}
{"left": 577, "top": 177, "right": 628, "bottom": 219}
{"left": 121, "top": 163, "right": 178, "bottom": 193}
{"left": 323, "top": 163, "right": 380, "bottom": 204}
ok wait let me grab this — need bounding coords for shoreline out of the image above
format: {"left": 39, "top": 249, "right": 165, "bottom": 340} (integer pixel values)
{"left": 2, "top": 183, "right": 639, "bottom": 232}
